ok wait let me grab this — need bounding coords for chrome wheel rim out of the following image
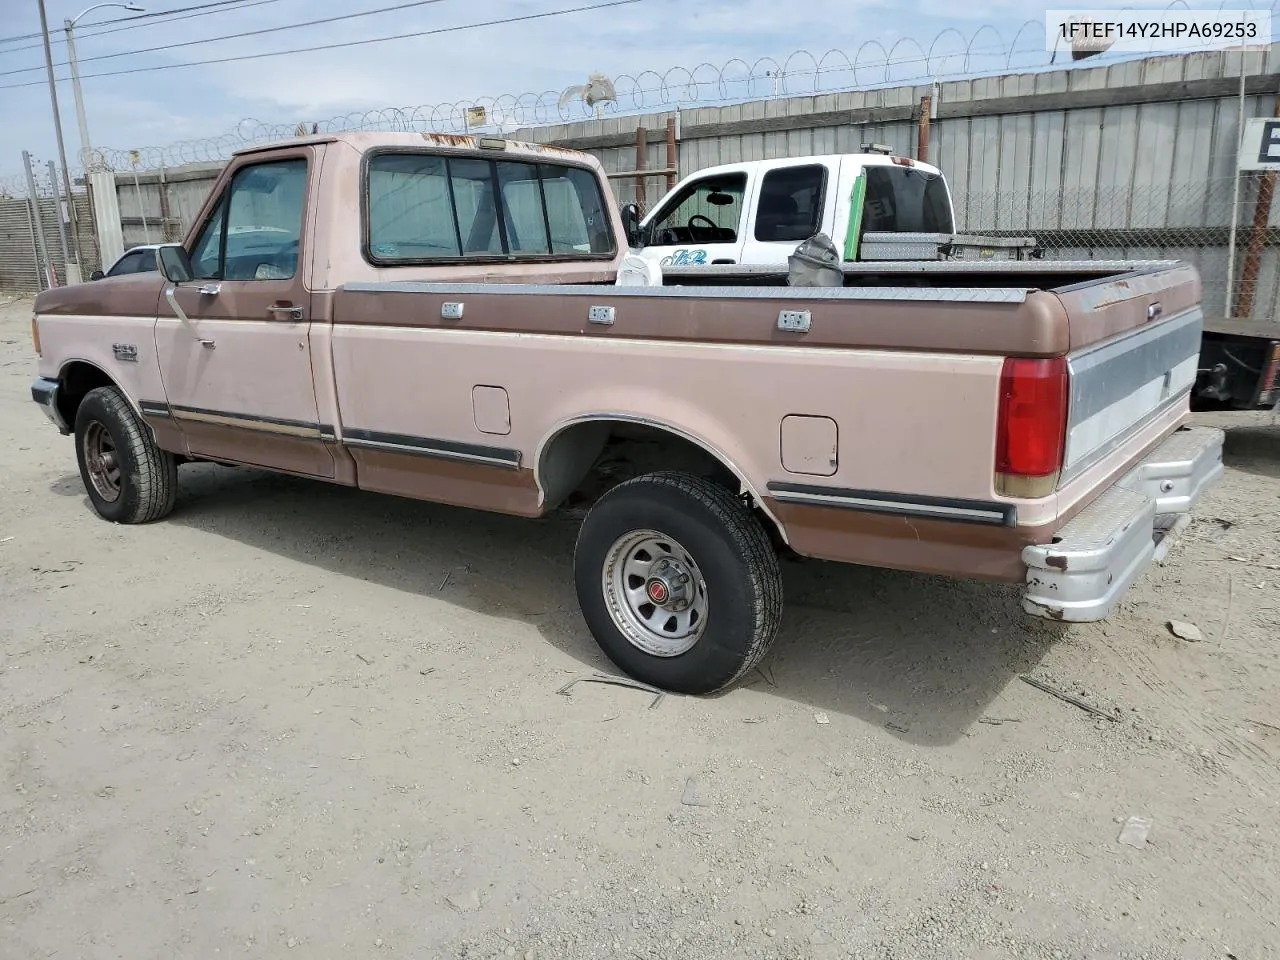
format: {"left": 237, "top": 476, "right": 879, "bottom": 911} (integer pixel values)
{"left": 83, "top": 421, "right": 122, "bottom": 503}
{"left": 602, "top": 529, "right": 709, "bottom": 657}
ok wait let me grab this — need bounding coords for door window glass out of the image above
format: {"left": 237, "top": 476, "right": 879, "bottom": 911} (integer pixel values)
{"left": 754, "top": 165, "right": 826, "bottom": 243}
{"left": 649, "top": 174, "right": 747, "bottom": 246}
{"left": 188, "top": 158, "right": 307, "bottom": 281}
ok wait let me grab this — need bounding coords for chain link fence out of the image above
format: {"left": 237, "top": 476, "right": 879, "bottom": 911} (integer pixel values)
{"left": 0, "top": 158, "right": 100, "bottom": 296}
{"left": 957, "top": 178, "right": 1274, "bottom": 322}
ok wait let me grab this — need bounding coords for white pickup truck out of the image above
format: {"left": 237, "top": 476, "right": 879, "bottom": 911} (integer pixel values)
{"left": 628, "top": 149, "right": 1037, "bottom": 269}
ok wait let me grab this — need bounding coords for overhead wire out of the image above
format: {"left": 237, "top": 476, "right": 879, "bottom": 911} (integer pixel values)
{"left": 0, "top": 0, "right": 451, "bottom": 76}
{"left": 0, "top": 0, "right": 280, "bottom": 49}
{"left": 0, "top": 0, "right": 649, "bottom": 91}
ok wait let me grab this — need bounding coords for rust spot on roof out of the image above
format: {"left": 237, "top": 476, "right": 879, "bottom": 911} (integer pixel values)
{"left": 421, "top": 132, "right": 477, "bottom": 148}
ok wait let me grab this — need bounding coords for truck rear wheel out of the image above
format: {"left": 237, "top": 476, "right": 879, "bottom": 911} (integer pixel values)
{"left": 573, "top": 471, "right": 783, "bottom": 695}
{"left": 74, "top": 386, "right": 177, "bottom": 524}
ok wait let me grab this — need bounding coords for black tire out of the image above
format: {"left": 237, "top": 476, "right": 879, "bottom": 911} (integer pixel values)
{"left": 573, "top": 471, "right": 783, "bottom": 695}
{"left": 73, "top": 385, "right": 177, "bottom": 524}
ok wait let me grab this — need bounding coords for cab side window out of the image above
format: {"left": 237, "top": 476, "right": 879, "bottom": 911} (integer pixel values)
{"left": 649, "top": 174, "right": 747, "bottom": 246}
{"left": 188, "top": 158, "right": 308, "bottom": 281}
{"left": 754, "top": 165, "right": 826, "bottom": 243}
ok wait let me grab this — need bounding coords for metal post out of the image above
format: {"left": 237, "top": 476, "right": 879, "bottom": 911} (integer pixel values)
{"left": 65, "top": 19, "right": 94, "bottom": 170}
{"left": 917, "top": 95, "right": 932, "bottom": 163}
{"left": 24, "top": 191, "right": 44, "bottom": 292}
{"left": 1237, "top": 87, "right": 1280, "bottom": 320}
{"left": 1226, "top": 44, "right": 1250, "bottom": 318}
{"left": 37, "top": 0, "right": 83, "bottom": 282}
{"left": 23, "top": 151, "right": 57, "bottom": 288}
{"left": 47, "top": 159, "right": 74, "bottom": 274}
{"left": 634, "top": 126, "right": 647, "bottom": 213}
{"left": 158, "top": 163, "right": 174, "bottom": 241}
{"left": 665, "top": 117, "right": 678, "bottom": 192}
{"left": 132, "top": 166, "right": 152, "bottom": 243}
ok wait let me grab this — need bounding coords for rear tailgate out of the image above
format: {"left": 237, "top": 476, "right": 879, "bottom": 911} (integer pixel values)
{"left": 1053, "top": 263, "right": 1203, "bottom": 486}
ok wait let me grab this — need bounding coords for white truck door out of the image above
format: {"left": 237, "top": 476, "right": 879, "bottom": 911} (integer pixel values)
{"left": 636, "top": 169, "right": 749, "bottom": 267}
{"left": 738, "top": 160, "right": 837, "bottom": 265}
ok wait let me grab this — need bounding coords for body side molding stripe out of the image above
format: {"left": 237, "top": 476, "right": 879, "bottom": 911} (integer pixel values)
{"left": 343, "top": 428, "right": 522, "bottom": 469}
{"left": 766, "top": 481, "right": 1016, "bottom": 527}
{"left": 139, "top": 401, "right": 333, "bottom": 439}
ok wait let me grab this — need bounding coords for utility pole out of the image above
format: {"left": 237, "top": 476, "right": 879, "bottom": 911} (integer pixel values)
{"left": 37, "top": 0, "right": 83, "bottom": 283}
{"left": 65, "top": 4, "right": 146, "bottom": 171}
{"left": 47, "top": 159, "right": 74, "bottom": 277}
{"left": 65, "top": 21, "right": 93, "bottom": 169}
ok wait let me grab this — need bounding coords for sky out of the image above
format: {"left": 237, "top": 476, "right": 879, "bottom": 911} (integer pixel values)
{"left": 0, "top": 0, "right": 1266, "bottom": 181}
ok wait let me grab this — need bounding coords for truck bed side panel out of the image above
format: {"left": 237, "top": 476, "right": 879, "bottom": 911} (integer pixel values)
{"left": 331, "top": 282, "right": 1070, "bottom": 357}
{"left": 328, "top": 286, "right": 1009, "bottom": 524}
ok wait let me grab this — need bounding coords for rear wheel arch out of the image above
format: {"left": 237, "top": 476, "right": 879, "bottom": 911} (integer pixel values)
{"left": 534, "top": 414, "right": 788, "bottom": 545}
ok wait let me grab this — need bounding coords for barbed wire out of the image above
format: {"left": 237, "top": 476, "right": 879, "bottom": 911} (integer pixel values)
{"left": 77, "top": 4, "right": 1278, "bottom": 174}
{"left": 0, "top": 161, "right": 59, "bottom": 200}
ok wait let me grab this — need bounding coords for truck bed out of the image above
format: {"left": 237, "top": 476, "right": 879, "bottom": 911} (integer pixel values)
{"left": 661, "top": 259, "right": 1183, "bottom": 290}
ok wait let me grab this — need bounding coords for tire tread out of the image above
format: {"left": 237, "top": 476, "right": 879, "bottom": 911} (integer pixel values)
{"left": 78, "top": 386, "right": 177, "bottom": 524}
{"left": 578, "top": 470, "right": 783, "bottom": 692}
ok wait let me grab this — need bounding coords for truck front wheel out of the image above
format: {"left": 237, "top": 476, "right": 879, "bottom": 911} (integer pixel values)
{"left": 573, "top": 471, "right": 783, "bottom": 695}
{"left": 74, "top": 386, "right": 177, "bottom": 524}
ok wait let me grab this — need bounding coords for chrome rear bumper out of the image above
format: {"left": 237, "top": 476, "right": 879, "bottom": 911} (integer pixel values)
{"left": 31, "top": 377, "right": 70, "bottom": 435}
{"left": 1022, "top": 425, "right": 1224, "bottom": 622}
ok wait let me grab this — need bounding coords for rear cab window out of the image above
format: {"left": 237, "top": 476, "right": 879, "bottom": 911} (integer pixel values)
{"left": 754, "top": 165, "right": 827, "bottom": 243}
{"left": 364, "top": 151, "right": 616, "bottom": 262}
{"left": 861, "top": 165, "right": 954, "bottom": 234}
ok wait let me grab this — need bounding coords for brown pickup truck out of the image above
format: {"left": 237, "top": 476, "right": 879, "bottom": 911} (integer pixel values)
{"left": 30, "top": 132, "right": 1223, "bottom": 694}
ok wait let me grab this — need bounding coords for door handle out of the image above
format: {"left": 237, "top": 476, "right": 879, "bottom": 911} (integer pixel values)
{"left": 712, "top": 258, "right": 736, "bottom": 264}
{"left": 197, "top": 283, "right": 221, "bottom": 296}
{"left": 267, "top": 304, "right": 304, "bottom": 321}
{"left": 197, "top": 338, "right": 215, "bottom": 349}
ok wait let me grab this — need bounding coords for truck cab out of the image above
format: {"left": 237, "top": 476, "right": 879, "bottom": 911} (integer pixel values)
{"left": 631, "top": 151, "right": 957, "bottom": 268}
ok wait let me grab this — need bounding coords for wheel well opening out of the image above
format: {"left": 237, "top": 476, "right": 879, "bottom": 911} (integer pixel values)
{"left": 57, "top": 362, "right": 115, "bottom": 427}
{"left": 538, "top": 420, "right": 785, "bottom": 548}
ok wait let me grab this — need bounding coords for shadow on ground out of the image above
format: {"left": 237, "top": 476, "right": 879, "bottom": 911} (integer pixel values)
{"left": 1223, "top": 423, "right": 1280, "bottom": 480}
{"left": 51, "top": 464, "right": 1062, "bottom": 747}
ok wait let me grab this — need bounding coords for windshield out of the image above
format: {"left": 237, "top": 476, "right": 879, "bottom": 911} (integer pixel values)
{"left": 861, "top": 166, "right": 954, "bottom": 234}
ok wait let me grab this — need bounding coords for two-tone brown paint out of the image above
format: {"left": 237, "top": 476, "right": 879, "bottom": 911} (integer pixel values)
{"left": 32, "top": 131, "right": 1205, "bottom": 585}
{"left": 332, "top": 284, "right": 1073, "bottom": 357}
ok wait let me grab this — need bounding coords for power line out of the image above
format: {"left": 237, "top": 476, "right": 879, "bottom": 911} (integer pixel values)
{"left": 0, "top": 0, "right": 648, "bottom": 91}
{"left": 0, "top": 0, "right": 453, "bottom": 78}
{"left": 0, "top": 0, "right": 283, "bottom": 54}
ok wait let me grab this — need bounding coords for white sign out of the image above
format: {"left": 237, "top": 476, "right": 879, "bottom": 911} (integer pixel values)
{"left": 1046, "top": 9, "right": 1271, "bottom": 55}
{"left": 1240, "top": 118, "right": 1280, "bottom": 171}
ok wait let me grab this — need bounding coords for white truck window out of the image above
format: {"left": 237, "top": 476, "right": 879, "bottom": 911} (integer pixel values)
{"left": 862, "top": 166, "right": 954, "bottom": 234}
{"left": 649, "top": 174, "right": 747, "bottom": 246}
{"left": 754, "top": 165, "right": 826, "bottom": 243}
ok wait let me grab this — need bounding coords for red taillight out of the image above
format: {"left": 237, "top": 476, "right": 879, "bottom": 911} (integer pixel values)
{"left": 995, "top": 356, "right": 1068, "bottom": 498}
{"left": 1261, "top": 342, "right": 1280, "bottom": 398}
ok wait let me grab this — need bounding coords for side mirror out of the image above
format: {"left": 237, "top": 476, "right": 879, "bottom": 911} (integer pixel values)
{"left": 89, "top": 269, "right": 104, "bottom": 281}
{"left": 620, "top": 203, "right": 643, "bottom": 248}
{"left": 155, "top": 244, "right": 194, "bottom": 284}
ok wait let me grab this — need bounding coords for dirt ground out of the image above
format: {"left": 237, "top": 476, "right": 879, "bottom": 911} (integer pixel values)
{"left": 1, "top": 294, "right": 1277, "bottom": 960}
